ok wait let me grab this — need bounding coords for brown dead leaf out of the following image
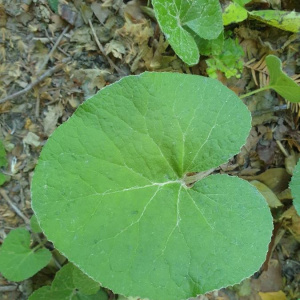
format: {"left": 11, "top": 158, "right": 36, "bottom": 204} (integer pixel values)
{"left": 250, "top": 180, "right": 283, "bottom": 208}
{"left": 49, "top": 15, "right": 64, "bottom": 34}
{"left": 43, "top": 104, "right": 64, "bottom": 136}
{"left": 23, "top": 132, "right": 41, "bottom": 147}
{"left": 257, "top": 139, "right": 277, "bottom": 165}
{"left": 259, "top": 259, "right": 284, "bottom": 292}
{"left": 0, "top": 4, "right": 7, "bottom": 28}
{"left": 58, "top": 2, "right": 78, "bottom": 25}
{"left": 104, "top": 40, "right": 126, "bottom": 59}
{"left": 241, "top": 168, "right": 291, "bottom": 195}
{"left": 280, "top": 207, "right": 300, "bottom": 241}
{"left": 284, "top": 151, "right": 300, "bottom": 176}
{"left": 122, "top": 0, "right": 145, "bottom": 21}
{"left": 91, "top": 2, "right": 111, "bottom": 24}
{"left": 277, "top": 189, "right": 292, "bottom": 201}
{"left": 259, "top": 291, "right": 286, "bottom": 300}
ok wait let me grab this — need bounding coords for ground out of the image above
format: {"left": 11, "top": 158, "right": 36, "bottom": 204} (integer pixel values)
{"left": 0, "top": 0, "right": 300, "bottom": 300}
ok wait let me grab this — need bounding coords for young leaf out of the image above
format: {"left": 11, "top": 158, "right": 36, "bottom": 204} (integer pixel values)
{"left": 206, "top": 37, "right": 245, "bottom": 79}
{"left": 72, "top": 265, "right": 100, "bottom": 295}
{"left": 152, "top": 0, "right": 223, "bottom": 65}
{"left": 32, "top": 73, "right": 273, "bottom": 300}
{"left": 289, "top": 160, "right": 300, "bottom": 215}
{"left": 0, "top": 228, "right": 52, "bottom": 281}
{"left": 266, "top": 55, "right": 300, "bottom": 103}
{"left": 194, "top": 31, "right": 224, "bottom": 56}
{"left": 250, "top": 10, "right": 300, "bottom": 33}
{"left": 30, "top": 214, "right": 43, "bottom": 233}
{"left": 28, "top": 263, "right": 105, "bottom": 300}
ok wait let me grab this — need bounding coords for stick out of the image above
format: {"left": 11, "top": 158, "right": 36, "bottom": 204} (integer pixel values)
{"left": 88, "top": 19, "right": 125, "bottom": 75}
{"left": 37, "top": 25, "right": 70, "bottom": 74}
{"left": 44, "top": 29, "right": 70, "bottom": 57}
{"left": 0, "top": 57, "right": 71, "bottom": 104}
{"left": 0, "top": 188, "right": 30, "bottom": 224}
{"left": 0, "top": 286, "right": 17, "bottom": 292}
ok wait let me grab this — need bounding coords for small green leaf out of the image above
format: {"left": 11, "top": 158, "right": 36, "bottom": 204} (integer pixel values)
{"left": 29, "top": 264, "right": 106, "bottom": 300}
{"left": 30, "top": 215, "right": 43, "bottom": 233}
{"left": 76, "top": 290, "right": 108, "bottom": 300}
{"left": 152, "top": 0, "right": 223, "bottom": 65}
{"left": 290, "top": 160, "right": 300, "bottom": 215}
{"left": 32, "top": 72, "right": 273, "bottom": 300}
{"left": 195, "top": 31, "right": 224, "bottom": 56}
{"left": 48, "top": 0, "right": 59, "bottom": 13}
{"left": 250, "top": 10, "right": 300, "bottom": 33}
{"left": 206, "top": 37, "right": 245, "bottom": 79}
{"left": 223, "top": 2, "right": 248, "bottom": 26}
{"left": 73, "top": 265, "right": 100, "bottom": 295}
{"left": 266, "top": 55, "right": 300, "bottom": 103}
{"left": 0, "top": 140, "right": 7, "bottom": 168}
{"left": 0, "top": 228, "right": 52, "bottom": 281}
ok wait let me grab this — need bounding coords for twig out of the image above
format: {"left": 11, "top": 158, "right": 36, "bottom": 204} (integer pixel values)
{"left": 0, "top": 188, "right": 30, "bottom": 224}
{"left": 183, "top": 168, "right": 215, "bottom": 185}
{"left": 35, "top": 92, "right": 40, "bottom": 118}
{"left": 44, "top": 29, "right": 70, "bottom": 57}
{"left": 0, "top": 286, "right": 17, "bottom": 292}
{"left": 0, "top": 57, "right": 71, "bottom": 104}
{"left": 38, "top": 25, "right": 70, "bottom": 74}
{"left": 251, "top": 104, "right": 288, "bottom": 116}
{"left": 276, "top": 140, "right": 289, "bottom": 158}
{"left": 88, "top": 19, "right": 125, "bottom": 75}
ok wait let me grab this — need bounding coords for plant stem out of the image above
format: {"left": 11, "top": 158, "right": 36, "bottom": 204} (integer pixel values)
{"left": 183, "top": 168, "right": 215, "bottom": 185}
{"left": 240, "top": 85, "right": 271, "bottom": 99}
{"left": 32, "top": 239, "right": 47, "bottom": 252}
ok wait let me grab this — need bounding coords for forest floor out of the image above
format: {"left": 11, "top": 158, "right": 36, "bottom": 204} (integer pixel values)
{"left": 0, "top": 0, "right": 300, "bottom": 300}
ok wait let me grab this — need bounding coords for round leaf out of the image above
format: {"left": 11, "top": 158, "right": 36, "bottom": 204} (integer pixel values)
{"left": 28, "top": 263, "right": 107, "bottom": 300}
{"left": 32, "top": 72, "right": 273, "bottom": 300}
{"left": 73, "top": 265, "right": 100, "bottom": 295}
{"left": 152, "top": 0, "right": 223, "bottom": 65}
{"left": 266, "top": 55, "right": 300, "bottom": 103}
{"left": 0, "top": 228, "right": 52, "bottom": 281}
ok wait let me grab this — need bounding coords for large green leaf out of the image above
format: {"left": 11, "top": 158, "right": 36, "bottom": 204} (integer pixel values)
{"left": 266, "top": 55, "right": 300, "bottom": 103}
{"left": 290, "top": 160, "right": 300, "bottom": 215}
{"left": 0, "top": 228, "right": 52, "bottom": 281}
{"left": 29, "top": 263, "right": 106, "bottom": 300}
{"left": 32, "top": 72, "right": 273, "bottom": 300}
{"left": 250, "top": 10, "right": 300, "bottom": 33}
{"left": 152, "top": 0, "right": 223, "bottom": 65}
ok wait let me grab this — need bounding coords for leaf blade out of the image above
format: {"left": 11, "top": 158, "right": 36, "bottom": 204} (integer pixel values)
{"left": 32, "top": 72, "right": 272, "bottom": 300}
{"left": 266, "top": 55, "right": 300, "bottom": 103}
{"left": 0, "top": 228, "right": 51, "bottom": 281}
{"left": 152, "top": 0, "right": 223, "bottom": 65}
